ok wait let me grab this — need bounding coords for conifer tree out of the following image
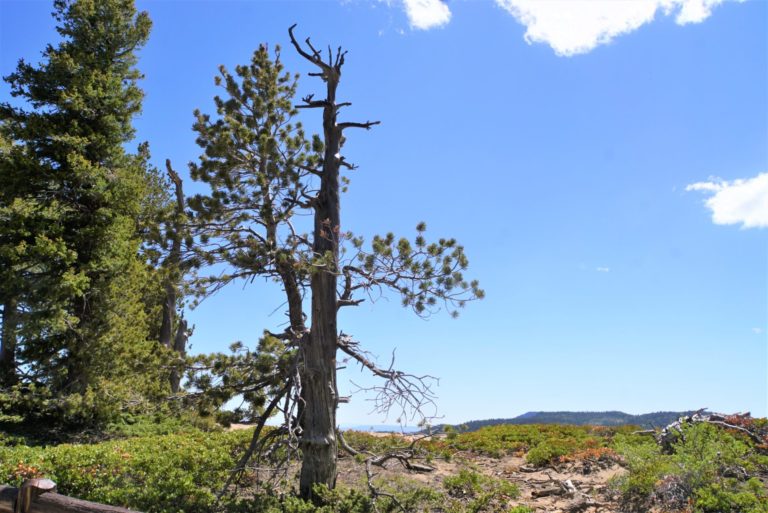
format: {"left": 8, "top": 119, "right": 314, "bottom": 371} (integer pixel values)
{"left": 190, "top": 30, "right": 483, "bottom": 499}
{"left": 0, "top": 0, "right": 167, "bottom": 423}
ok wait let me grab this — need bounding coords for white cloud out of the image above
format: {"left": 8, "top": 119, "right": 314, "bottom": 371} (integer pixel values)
{"left": 596, "top": 267, "right": 611, "bottom": 273}
{"left": 494, "top": 0, "right": 741, "bottom": 56}
{"left": 402, "top": 0, "right": 451, "bottom": 30}
{"left": 752, "top": 327, "right": 764, "bottom": 335}
{"left": 686, "top": 173, "right": 768, "bottom": 229}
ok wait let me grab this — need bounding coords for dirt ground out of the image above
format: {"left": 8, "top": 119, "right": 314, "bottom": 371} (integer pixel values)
{"left": 336, "top": 443, "right": 627, "bottom": 513}
{"left": 229, "top": 425, "right": 627, "bottom": 512}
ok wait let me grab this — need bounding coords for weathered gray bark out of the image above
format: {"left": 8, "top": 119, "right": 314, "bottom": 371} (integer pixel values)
{"left": 162, "top": 161, "right": 187, "bottom": 393}
{"left": 160, "top": 160, "right": 185, "bottom": 350}
{"left": 0, "top": 298, "right": 18, "bottom": 386}
{"left": 159, "top": 282, "right": 175, "bottom": 351}
{"left": 288, "top": 25, "right": 380, "bottom": 500}
{"left": 299, "top": 46, "right": 343, "bottom": 501}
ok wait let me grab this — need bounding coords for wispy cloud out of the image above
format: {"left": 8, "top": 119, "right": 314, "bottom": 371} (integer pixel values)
{"left": 686, "top": 173, "right": 768, "bottom": 229}
{"left": 402, "top": 0, "right": 451, "bottom": 30}
{"left": 596, "top": 267, "right": 611, "bottom": 273}
{"left": 752, "top": 327, "right": 764, "bottom": 335}
{"left": 494, "top": 0, "right": 742, "bottom": 56}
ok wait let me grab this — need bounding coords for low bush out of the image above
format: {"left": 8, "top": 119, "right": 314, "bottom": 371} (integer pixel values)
{"left": 443, "top": 468, "right": 519, "bottom": 512}
{"left": 447, "top": 423, "right": 629, "bottom": 466}
{"left": 613, "top": 422, "right": 768, "bottom": 513}
{"left": 0, "top": 428, "right": 253, "bottom": 513}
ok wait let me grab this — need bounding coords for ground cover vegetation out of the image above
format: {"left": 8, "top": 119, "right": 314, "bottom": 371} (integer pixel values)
{"left": 0, "top": 420, "right": 765, "bottom": 512}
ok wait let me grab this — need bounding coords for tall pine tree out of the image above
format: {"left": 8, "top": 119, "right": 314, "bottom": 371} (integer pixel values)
{"left": 0, "top": 0, "right": 167, "bottom": 424}
{"left": 190, "top": 34, "right": 483, "bottom": 499}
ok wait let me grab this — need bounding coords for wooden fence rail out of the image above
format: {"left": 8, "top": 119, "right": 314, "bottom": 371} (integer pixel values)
{"left": 0, "top": 479, "right": 139, "bottom": 513}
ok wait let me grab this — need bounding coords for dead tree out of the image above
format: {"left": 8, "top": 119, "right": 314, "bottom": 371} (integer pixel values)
{"left": 160, "top": 160, "right": 190, "bottom": 393}
{"left": 281, "top": 24, "right": 384, "bottom": 497}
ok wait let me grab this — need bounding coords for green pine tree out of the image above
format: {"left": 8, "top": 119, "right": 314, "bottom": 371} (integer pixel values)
{"left": 189, "top": 34, "right": 483, "bottom": 499}
{"left": 0, "top": 0, "right": 168, "bottom": 425}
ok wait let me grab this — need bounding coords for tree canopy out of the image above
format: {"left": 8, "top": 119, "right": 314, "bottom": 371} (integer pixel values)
{"left": 186, "top": 28, "right": 483, "bottom": 499}
{"left": 0, "top": 0, "right": 171, "bottom": 425}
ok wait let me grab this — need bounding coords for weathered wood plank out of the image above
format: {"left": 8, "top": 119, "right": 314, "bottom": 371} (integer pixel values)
{"left": 0, "top": 485, "right": 140, "bottom": 513}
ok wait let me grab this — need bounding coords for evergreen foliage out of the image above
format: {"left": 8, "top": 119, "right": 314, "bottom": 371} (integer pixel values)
{"left": 186, "top": 36, "right": 482, "bottom": 498}
{"left": 0, "top": 0, "right": 171, "bottom": 426}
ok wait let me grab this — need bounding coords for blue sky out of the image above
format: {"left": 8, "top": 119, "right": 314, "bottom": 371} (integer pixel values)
{"left": 1, "top": 0, "right": 766, "bottom": 425}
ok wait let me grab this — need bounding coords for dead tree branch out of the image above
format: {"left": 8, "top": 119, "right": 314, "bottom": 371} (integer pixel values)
{"left": 217, "top": 381, "right": 292, "bottom": 500}
{"left": 634, "top": 410, "right": 768, "bottom": 453}
{"left": 337, "top": 430, "right": 435, "bottom": 513}
{"left": 337, "top": 334, "right": 438, "bottom": 422}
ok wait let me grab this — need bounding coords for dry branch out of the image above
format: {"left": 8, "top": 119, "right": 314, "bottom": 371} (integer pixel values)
{"left": 337, "top": 334, "right": 438, "bottom": 422}
{"left": 337, "top": 430, "right": 434, "bottom": 512}
{"left": 634, "top": 410, "right": 768, "bottom": 452}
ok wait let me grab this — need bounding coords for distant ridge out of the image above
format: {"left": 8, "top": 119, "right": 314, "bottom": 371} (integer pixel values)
{"left": 430, "top": 410, "right": 695, "bottom": 433}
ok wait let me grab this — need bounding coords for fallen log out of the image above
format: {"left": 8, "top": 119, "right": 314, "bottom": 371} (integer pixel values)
{"left": 531, "top": 486, "right": 563, "bottom": 498}
{"left": 0, "top": 480, "right": 139, "bottom": 513}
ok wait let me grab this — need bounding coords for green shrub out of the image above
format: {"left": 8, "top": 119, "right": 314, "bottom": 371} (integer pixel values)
{"left": 443, "top": 469, "right": 518, "bottom": 512}
{"left": 695, "top": 479, "right": 768, "bottom": 513}
{"left": 105, "top": 412, "right": 221, "bottom": 438}
{"left": 524, "top": 440, "right": 573, "bottom": 466}
{"left": 0, "top": 428, "right": 253, "bottom": 513}
{"left": 613, "top": 423, "right": 768, "bottom": 513}
{"left": 448, "top": 424, "right": 618, "bottom": 462}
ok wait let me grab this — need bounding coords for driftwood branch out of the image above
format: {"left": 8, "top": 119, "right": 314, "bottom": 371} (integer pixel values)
{"left": 217, "top": 381, "right": 292, "bottom": 499}
{"left": 529, "top": 475, "right": 606, "bottom": 511}
{"left": 364, "top": 458, "right": 405, "bottom": 513}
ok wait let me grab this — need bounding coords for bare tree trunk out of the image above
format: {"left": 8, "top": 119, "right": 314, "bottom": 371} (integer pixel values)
{"left": 162, "top": 160, "right": 186, "bottom": 391}
{"left": 169, "top": 317, "right": 188, "bottom": 393}
{"left": 0, "top": 298, "right": 18, "bottom": 387}
{"left": 159, "top": 283, "right": 175, "bottom": 349}
{"left": 289, "top": 25, "right": 379, "bottom": 500}
{"left": 297, "top": 38, "right": 343, "bottom": 502}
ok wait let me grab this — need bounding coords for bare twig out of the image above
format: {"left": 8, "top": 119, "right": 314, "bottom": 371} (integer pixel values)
{"left": 337, "top": 334, "right": 438, "bottom": 422}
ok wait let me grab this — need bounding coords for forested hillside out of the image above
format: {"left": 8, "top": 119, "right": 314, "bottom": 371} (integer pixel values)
{"left": 434, "top": 411, "right": 697, "bottom": 432}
